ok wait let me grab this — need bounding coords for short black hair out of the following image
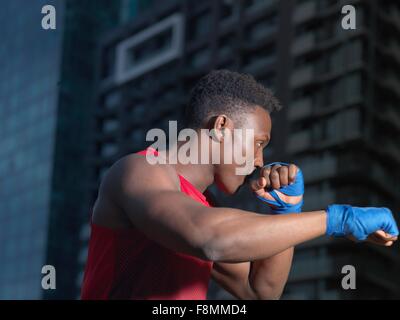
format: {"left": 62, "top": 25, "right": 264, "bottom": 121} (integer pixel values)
{"left": 184, "top": 69, "right": 282, "bottom": 128}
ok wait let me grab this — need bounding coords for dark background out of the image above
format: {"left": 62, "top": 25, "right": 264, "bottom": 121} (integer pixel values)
{"left": 0, "top": 0, "right": 399, "bottom": 299}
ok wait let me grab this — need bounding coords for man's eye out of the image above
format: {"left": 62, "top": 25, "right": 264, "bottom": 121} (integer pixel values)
{"left": 256, "top": 141, "right": 263, "bottom": 147}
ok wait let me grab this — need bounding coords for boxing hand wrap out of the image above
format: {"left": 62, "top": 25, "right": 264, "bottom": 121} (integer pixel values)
{"left": 256, "top": 162, "right": 304, "bottom": 214}
{"left": 326, "top": 204, "right": 399, "bottom": 241}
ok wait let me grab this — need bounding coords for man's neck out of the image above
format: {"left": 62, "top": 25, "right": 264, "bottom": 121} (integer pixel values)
{"left": 174, "top": 162, "right": 214, "bottom": 193}
{"left": 164, "top": 141, "right": 215, "bottom": 193}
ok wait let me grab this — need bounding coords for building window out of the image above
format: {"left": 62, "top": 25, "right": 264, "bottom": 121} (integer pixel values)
{"left": 344, "top": 73, "right": 362, "bottom": 103}
{"left": 328, "top": 79, "right": 343, "bottom": 106}
{"left": 189, "top": 47, "right": 211, "bottom": 69}
{"left": 318, "top": 0, "right": 337, "bottom": 10}
{"left": 258, "top": 73, "right": 276, "bottom": 91}
{"left": 342, "top": 107, "right": 361, "bottom": 140}
{"left": 329, "top": 45, "right": 344, "bottom": 72}
{"left": 346, "top": 40, "right": 364, "bottom": 66}
{"left": 130, "top": 128, "right": 146, "bottom": 146}
{"left": 188, "top": 11, "right": 212, "bottom": 41}
{"left": 220, "top": 0, "right": 235, "bottom": 21}
{"left": 103, "top": 91, "right": 121, "bottom": 110}
{"left": 130, "top": 102, "right": 146, "bottom": 121}
{"left": 101, "top": 142, "right": 117, "bottom": 157}
{"left": 245, "top": 15, "right": 278, "bottom": 42}
{"left": 243, "top": 46, "right": 276, "bottom": 71}
{"left": 101, "top": 46, "right": 116, "bottom": 80}
{"left": 244, "top": 0, "right": 277, "bottom": 13}
{"left": 102, "top": 118, "right": 118, "bottom": 133}
{"left": 218, "top": 33, "right": 235, "bottom": 58}
{"left": 312, "top": 108, "right": 361, "bottom": 144}
{"left": 127, "top": 28, "right": 173, "bottom": 66}
{"left": 287, "top": 130, "right": 311, "bottom": 153}
{"left": 115, "top": 13, "right": 184, "bottom": 84}
{"left": 217, "top": 58, "right": 237, "bottom": 71}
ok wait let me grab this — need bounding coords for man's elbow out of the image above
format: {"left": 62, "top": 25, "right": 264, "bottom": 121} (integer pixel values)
{"left": 191, "top": 217, "right": 229, "bottom": 261}
{"left": 200, "top": 238, "right": 224, "bottom": 262}
{"left": 200, "top": 228, "right": 236, "bottom": 262}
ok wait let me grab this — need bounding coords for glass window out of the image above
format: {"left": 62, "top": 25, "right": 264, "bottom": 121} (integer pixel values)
{"left": 329, "top": 46, "right": 344, "bottom": 72}
{"left": 189, "top": 12, "right": 212, "bottom": 40}
{"left": 345, "top": 73, "right": 362, "bottom": 103}
{"left": 130, "top": 103, "right": 146, "bottom": 122}
{"left": 102, "top": 118, "right": 119, "bottom": 133}
{"left": 245, "top": 45, "right": 275, "bottom": 66}
{"left": 127, "top": 28, "right": 173, "bottom": 66}
{"left": 220, "top": 0, "right": 235, "bottom": 21}
{"left": 101, "top": 46, "right": 116, "bottom": 79}
{"left": 104, "top": 91, "right": 121, "bottom": 110}
{"left": 130, "top": 128, "right": 146, "bottom": 144}
{"left": 101, "top": 142, "right": 118, "bottom": 157}
{"left": 218, "top": 34, "right": 235, "bottom": 58}
{"left": 244, "top": 0, "right": 277, "bottom": 12}
{"left": 329, "top": 79, "right": 343, "bottom": 106}
{"left": 343, "top": 108, "right": 361, "bottom": 139}
{"left": 189, "top": 48, "right": 211, "bottom": 68}
{"left": 246, "top": 16, "right": 278, "bottom": 41}
{"left": 346, "top": 40, "right": 363, "bottom": 65}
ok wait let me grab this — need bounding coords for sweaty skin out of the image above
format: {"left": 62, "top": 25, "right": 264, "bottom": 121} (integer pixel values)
{"left": 92, "top": 106, "right": 397, "bottom": 300}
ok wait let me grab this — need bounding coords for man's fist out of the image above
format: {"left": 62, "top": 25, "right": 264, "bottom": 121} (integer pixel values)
{"left": 326, "top": 205, "right": 399, "bottom": 245}
{"left": 251, "top": 162, "right": 304, "bottom": 214}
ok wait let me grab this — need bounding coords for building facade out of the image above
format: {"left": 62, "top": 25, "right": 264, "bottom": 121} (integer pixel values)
{"left": 0, "top": 0, "right": 121, "bottom": 299}
{"left": 0, "top": 0, "right": 66, "bottom": 299}
{"left": 81, "top": 0, "right": 400, "bottom": 299}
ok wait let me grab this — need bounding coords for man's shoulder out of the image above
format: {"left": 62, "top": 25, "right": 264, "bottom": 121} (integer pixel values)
{"left": 104, "top": 153, "right": 181, "bottom": 194}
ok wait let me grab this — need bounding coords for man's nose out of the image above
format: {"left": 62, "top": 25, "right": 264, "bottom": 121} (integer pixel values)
{"left": 254, "top": 154, "right": 264, "bottom": 168}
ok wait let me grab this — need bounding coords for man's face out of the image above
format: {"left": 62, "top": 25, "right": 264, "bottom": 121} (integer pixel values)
{"left": 214, "top": 106, "right": 272, "bottom": 194}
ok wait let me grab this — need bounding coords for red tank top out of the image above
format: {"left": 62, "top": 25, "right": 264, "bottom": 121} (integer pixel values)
{"left": 81, "top": 147, "right": 213, "bottom": 300}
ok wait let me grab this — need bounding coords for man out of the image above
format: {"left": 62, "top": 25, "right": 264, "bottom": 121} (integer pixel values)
{"left": 81, "top": 70, "right": 398, "bottom": 300}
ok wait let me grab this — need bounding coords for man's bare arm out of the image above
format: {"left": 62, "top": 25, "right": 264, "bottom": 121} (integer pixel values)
{"left": 102, "top": 155, "right": 327, "bottom": 263}
{"left": 248, "top": 248, "right": 293, "bottom": 299}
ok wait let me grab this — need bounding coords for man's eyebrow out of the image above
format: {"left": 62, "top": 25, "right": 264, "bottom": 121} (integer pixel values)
{"left": 255, "top": 134, "right": 271, "bottom": 144}
{"left": 258, "top": 134, "right": 270, "bottom": 141}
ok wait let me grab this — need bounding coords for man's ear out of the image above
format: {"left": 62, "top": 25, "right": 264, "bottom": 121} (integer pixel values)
{"left": 208, "top": 115, "right": 229, "bottom": 142}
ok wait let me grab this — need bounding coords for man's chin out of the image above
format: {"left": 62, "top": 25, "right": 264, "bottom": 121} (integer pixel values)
{"left": 215, "top": 181, "right": 238, "bottom": 195}
{"left": 215, "top": 174, "right": 247, "bottom": 195}
{"left": 228, "top": 175, "right": 248, "bottom": 195}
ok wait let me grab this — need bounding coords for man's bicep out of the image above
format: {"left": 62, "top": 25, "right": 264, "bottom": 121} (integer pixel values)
{"left": 123, "top": 188, "right": 212, "bottom": 258}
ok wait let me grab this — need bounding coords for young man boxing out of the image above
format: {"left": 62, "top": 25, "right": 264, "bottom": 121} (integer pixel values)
{"left": 81, "top": 70, "right": 398, "bottom": 300}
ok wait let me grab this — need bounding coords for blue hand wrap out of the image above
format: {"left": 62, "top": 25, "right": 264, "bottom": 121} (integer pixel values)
{"left": 256, "top": 162, "right": 304, "bottom": 214}
{"left": 326, "top": 204, "right": 399, "bottom": 240}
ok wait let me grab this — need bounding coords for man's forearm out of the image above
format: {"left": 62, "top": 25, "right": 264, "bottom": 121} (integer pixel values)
{"left": 248, "top": 247, "right": 294, "bottom": 299}
{"left": 203, "top": 209, "right": 326, "bottom": 263}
